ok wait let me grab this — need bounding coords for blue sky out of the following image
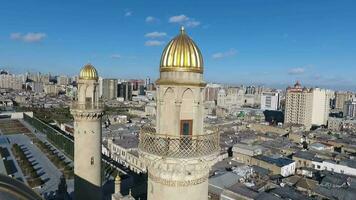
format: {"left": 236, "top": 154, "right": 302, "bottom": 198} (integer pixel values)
{"left": 1, "top": 0, "right": 356, "bottom": 90}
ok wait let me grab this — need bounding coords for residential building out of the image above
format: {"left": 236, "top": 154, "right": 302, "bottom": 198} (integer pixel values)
{"left": 217, "top": 87, "right": 244, "bottom": 109}
{"left": 260, "top": 91, "right": 280, "bottom": 110}
{"left": 344, "top": 99, "right": 356, "bottom": 118}
{"left": 232, "top": 143, "right": 263, "bottom": 164}
{"left": 102, "top": 78, "right": 118, "bottom": 100}
{"left": 311, "top": 88, "right": 329, "bottom": 126}
{"left": 250, "top": 155, "right": 296, "bottom": 177}
{"left": 284, "top": 81, "right": 313, "bottom": 129}
{"left": 0, "top": 74, "right": 23, "bottom": 90}
{"left": 57, "top": 75, "right": 70, "bottom": 85}
{"left": 205, "top": 83, "right": 221, "bottom": 101}
{"left": 335, "top": 92, "right": 354, "bottom": 110}
{"left": 117, "top": 81, "right": 132, "bottom": 101}
{"left": 285, "top": 82, "right": 329, "bottom": 129}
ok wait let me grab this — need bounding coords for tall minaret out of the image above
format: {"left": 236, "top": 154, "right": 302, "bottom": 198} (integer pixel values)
{"left": 139, "top": 27, "right": 220, "bottom": 200}
{"left": 70, "top": 64, "right": 104, "bottom": 200}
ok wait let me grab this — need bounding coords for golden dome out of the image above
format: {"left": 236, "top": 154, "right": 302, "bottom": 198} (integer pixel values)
{"left": 79, "top": 63, "right": 98, "bottom": 80}
{"left": 160, "top": 26, "right": 204, "bottom": 73}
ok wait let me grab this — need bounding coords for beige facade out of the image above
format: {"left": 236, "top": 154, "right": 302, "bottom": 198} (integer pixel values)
{"left": 335, "top": 92, "right": 354, "bottom": 110}
{"left": 285, "top": 82, "right": 313, "bottom": 129}
{"left": 285, "top": 82, "right": 330, "bottom": 129}
{"left": 217, "top": 87, "right": 244, "bottom": 109}
{"left": 0, "top": 74, "right": 23, "bottom": 90}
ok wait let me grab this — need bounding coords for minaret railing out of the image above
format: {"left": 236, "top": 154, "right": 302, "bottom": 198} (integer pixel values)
{"left": 139, "top": 127, "right": 220, "bottom": 159}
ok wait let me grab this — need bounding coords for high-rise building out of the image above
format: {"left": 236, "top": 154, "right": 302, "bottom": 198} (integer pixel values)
{"left": 98, "top": 77, "right": 103, "bottom": 97}
{"left": 284, "top": 81, "right": 313, "bottom": 129}
{"left": 102, "top": 78, "right": 118, "bottom": 100}
{"left": 285, "top": 82, "right": 330, "bottom": 129}
{"left": 129, "top": 79, "right": 145, "bottom": 91}
{"left": 344, "top": 99, "right": 356, "bottom": 118}
{"left": 70, "top": 64, "right": 104, "bottom": 200}
{"left": 27, "top": 82, "right": 44, "bottom": 93}
{"left": 204, "top": 83, "right": 221, "bottom": 102}
{"left": 117, "top": 81, "right": 132, "bottom": 101}
{"left": 0, "top": 73, "right": 23, "bottom": 90}
{"left": 335, "top": 92, "right": 354, "bottom": 110}
{"left": 139, "top": 27, "right": 219, "bottom": 200}
{"left": 217, "top": 87, "right": 244, "bottom": 109}
{"left": 57, "top": 75, "right": 70, "bottom": 85}
{"left": 311, "top": 88, "right": 329, "bottom": 126}
{"left": 145, "top": 76, "right": 151, "bottom": 87}
{"left": 44, "top": 83, "right": 58, "bottom": 95}
{"left": 261, "top": 91, "right": 280, "bottom": 111}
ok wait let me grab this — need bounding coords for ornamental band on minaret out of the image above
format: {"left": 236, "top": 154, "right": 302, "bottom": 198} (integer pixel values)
{"left": 139, "top": 27, "right": 220, "bottom": 200}
{"left": 70, "top": 64, "right": 104, "bottom": 200}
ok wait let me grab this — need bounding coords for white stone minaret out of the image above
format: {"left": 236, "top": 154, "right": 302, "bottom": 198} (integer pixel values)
{"left": 139, "top": 27, "right": 220, "bottom": 200}
{"left": 70, "top": 64, "right": 104, "bottom": 200}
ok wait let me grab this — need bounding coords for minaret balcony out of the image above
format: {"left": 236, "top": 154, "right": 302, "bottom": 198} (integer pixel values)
{"left": 139, "top": 127, "right": 220, "bottom": 159}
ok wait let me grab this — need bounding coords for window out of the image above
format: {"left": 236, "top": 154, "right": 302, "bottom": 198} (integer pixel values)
{"left": 180, "top": 120, "right": 193, "bottom": 136}
{"left": 91, "top": 157, "right": 94, "bottom": 165}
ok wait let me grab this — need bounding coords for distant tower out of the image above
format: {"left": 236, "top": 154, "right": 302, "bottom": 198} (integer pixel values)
{"left": 139, "top": 27, "right": 220, "bottom": 200}
{"left": 70, "top": 64, "right": 104, "bottom": 200}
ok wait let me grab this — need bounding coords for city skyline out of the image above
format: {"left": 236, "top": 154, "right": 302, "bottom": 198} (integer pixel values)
{"left": 1, "top": 0, "right": 356, "bottom": 90}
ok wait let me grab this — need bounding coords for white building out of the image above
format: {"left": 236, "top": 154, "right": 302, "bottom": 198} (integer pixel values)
{"left": 217, "top": 87, "right": 244, "bottom": 109}
{"left": 311, "top": 88, "right": 330, "bottom": 126}
{"left": 260, "top": 91, "right": 280, "bottom": 110}
{"left": 312, "top": 160, "right": 356, "bottom": 177}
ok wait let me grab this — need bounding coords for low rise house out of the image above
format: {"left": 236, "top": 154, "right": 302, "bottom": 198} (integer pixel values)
{"left": 250, "top": 155, "right": 295, "bottom": 177}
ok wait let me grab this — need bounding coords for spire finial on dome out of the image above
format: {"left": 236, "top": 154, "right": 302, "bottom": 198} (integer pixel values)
{"left": 180, "top": 26, "right": 185, "bottom": 34}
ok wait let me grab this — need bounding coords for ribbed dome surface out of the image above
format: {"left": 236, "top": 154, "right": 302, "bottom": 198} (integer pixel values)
{"left": 79, "top": 64, "right": 98, "bottom": 80}
{"left": 160, "top": 27, "right": 203, "bottom": 73}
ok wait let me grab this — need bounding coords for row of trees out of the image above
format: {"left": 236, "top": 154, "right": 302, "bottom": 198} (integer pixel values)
{"left": 11, "top": 144, "right": 44, "bottom": 188}
{"left": 33, "top": 139, "right": 74, "bottom": 179}
{"left": 24, "top": 114, "right": 74, "bottom": 159}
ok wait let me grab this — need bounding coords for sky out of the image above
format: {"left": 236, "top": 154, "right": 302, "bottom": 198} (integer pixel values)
{"left": 1, "top": 0, "right": 356, "bottom": 90}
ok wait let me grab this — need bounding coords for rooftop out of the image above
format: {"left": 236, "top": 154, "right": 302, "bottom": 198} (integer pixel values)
{"left": 254, "top": 155, "right": 295, "bottom": 167}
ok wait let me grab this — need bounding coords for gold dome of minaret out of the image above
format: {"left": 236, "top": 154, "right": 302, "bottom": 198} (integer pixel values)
{"left": 160, "top": 26, "right": 204, "bottom": 73}
{"left": 79, "top": 63, "right": 98, "bottom": 80}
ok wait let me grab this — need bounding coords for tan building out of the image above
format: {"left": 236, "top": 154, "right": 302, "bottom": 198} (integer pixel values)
{"left": 335, "top": 92, "right": 354, "bottom": 110}
{"left": 102, "top": 78, "right": 118, "bottom": 100}
{"left": 0, "top": 74, "right": 23, "bottom": 90}
{"left": 285, "top": 82, "right": 330, "bottom": 129}
{"left": 284, "top": 81, "right": 313, "bottom": 129}
{"left": 44, "top": 83, "right": 58, "bottom": 95}
{"left": 139, "top": 27, "right": 220, "bottom": 200}
{"left": 217, "top": 87, "right": 244, "bottom": 109}
{"left": 232, "top": 143, "right": 263, "bottom": 163}
{"left": 70, "top": 64, "right": 104, "bottom": 200}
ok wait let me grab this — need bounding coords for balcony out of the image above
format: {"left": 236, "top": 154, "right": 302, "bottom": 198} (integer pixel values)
{"left": 70, "top": 102, "right": 104, "bottom": 111}
{"left": 139, "top": 127, "right": 220, "bottom": 159}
